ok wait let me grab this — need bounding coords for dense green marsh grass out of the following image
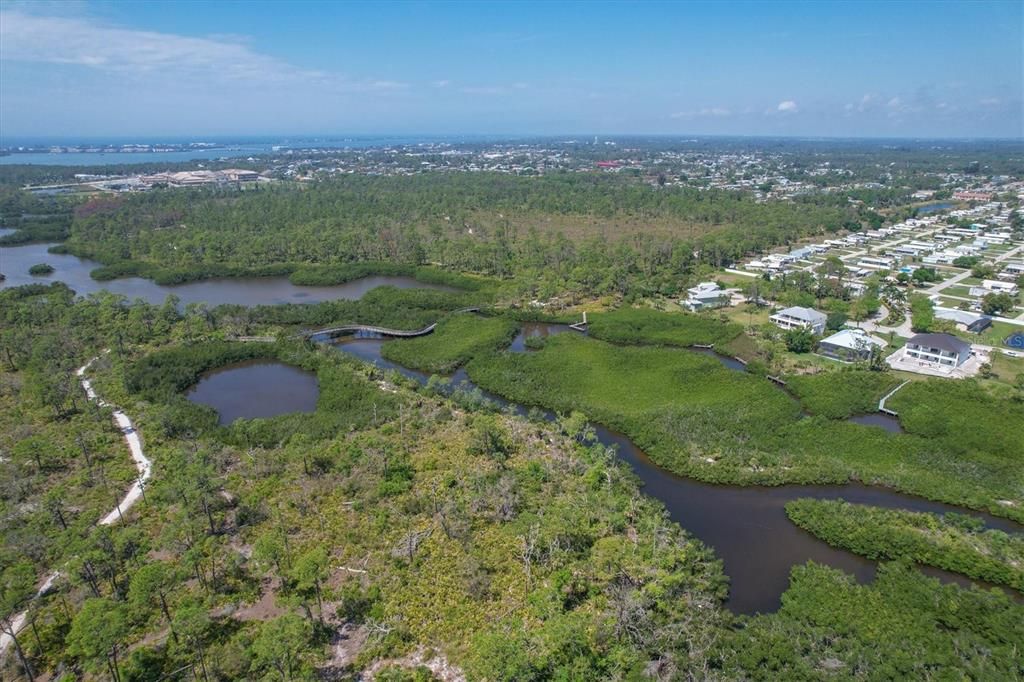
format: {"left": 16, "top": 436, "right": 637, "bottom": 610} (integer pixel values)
{"left": 465, "top": 334, "right": 1024, "bottom": 520}
{"left": 786, "top": 370, "right": 903, "bottom": 418}
{"left": 381, "top": 315, "right": 519, "bottom": 374}
{"left": 586, "top": 308, "right": 743, "bottom": 347}
{"left": 720, "top": 562, "right": 1023, "bottom": 679}
{"left": 786, "top": 499, "right": 1024, "bottom": 590}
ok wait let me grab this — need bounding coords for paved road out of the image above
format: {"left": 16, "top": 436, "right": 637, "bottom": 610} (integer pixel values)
{"left": 859, "top": 303, "right": 914, "bottom": 338}
{"left": 925, "top": 243, "right": 1024, "bottom": 295}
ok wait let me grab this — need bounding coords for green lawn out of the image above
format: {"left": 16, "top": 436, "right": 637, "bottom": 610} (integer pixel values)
{"left": 969, "top": 320, "right": 1024, "bottom": 347}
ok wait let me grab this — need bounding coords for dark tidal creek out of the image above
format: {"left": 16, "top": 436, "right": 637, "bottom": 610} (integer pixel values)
{"left": 327, "top": 322, "right": 1021, "bottom": 614}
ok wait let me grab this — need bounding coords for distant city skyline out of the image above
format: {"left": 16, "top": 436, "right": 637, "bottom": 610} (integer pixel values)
{"left": 1, "top": 1, "right": 1021, "bottom": 139}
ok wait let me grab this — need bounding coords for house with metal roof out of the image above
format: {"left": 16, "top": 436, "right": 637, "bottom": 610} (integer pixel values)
{"left": 934, "top": 308, "right": 992, "bottom": 334}
{"left": 769, "top": 306, "right": 827, "bottom": 335}
{"left": 817, "top": 328, "right": 887, "bottom": 362}
{"left": 681, "top": 282, "right": 730, "bottom": 312}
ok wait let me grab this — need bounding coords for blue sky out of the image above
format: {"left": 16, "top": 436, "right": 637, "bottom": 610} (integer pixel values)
{"left": 1, "top": 0, "right": 1021, "bottom": 139}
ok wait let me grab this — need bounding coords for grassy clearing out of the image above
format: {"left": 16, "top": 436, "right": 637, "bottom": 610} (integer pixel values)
{"left": 785, "top": 499, "right": 1024, "bottom": 591}
{"left": 988, "top": 352, "right": 1024, "bottom": 387}
{"left": 380, "top": 314, "right": 519, "bottom": 374}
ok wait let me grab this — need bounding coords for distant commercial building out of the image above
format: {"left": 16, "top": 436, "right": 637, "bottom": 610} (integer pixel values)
{"left": 222, "top": 169, "right": 260, "bottom": 182}
{"left": 769, "top": 306, "right": 827, "bottom": 335}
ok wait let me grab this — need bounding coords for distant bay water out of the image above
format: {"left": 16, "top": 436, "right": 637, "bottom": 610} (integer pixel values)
{"left": 0, "top": 135, "right": 517, "bottom": 166}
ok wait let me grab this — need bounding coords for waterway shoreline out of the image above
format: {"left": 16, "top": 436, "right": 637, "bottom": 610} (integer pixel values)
{"left": 323, "top": 324, "right": 1021, "bottom": 613}
{"left": 0, "top": 241, "right": 458, "bottom": 306}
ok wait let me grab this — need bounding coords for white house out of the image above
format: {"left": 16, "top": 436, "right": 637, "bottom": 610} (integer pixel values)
{"left": 769, "top": 306, "right": 827, "bottom": 335}
{"left": 858, "top": 257, "right": 895, "bottom": 270}
{"left": 681, "top": 282, "right": 730, "bottom": 312}
{"left": 900, "top": 333, "right": 972, "bottom": 370}
{"left": 1001, "top": 262, "right": 1024, "bottom": 279}
{"left": 981, "top": 279, "right": 1019, "bottom": 295}
{"left": 817, "top": 328, "right": 886, "bottom": 362}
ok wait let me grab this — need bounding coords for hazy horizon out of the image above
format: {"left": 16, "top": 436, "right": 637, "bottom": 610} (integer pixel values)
{"left": 1, "top": 1, "right": 1022, "bottom": 139}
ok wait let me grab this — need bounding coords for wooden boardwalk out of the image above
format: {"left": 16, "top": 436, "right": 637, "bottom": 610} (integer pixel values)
{"left": 301, "top": 307, "right": 480, "bottom": 341}
{"left": 306, "top": 322, "right": 438, "bottom": 340}
{"left": 878, "top": 380, "right": 910, "bottom": 417}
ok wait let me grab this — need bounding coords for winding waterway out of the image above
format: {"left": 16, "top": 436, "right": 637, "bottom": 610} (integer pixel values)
{"left": 328, "top": 324, "right": 1021, "bottom": 614}
{"left": 0, "top": 241, "right": 457, "bottom": 305}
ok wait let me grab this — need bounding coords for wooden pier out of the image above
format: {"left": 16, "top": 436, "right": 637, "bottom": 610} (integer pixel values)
{"left": 569, "top": 311, "right": 589, "bottom": 332}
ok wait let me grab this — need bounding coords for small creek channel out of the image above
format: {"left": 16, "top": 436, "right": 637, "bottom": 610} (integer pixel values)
{"left": 327, "top": 322, "right": 1022, "bottom": 614}
{"left": 0, "top": 241, "right": 457, "bottom": 306}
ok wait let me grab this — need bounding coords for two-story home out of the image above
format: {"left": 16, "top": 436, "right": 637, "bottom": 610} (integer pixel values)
{"left": 769, "top": 306, "right": 827, "bottom": 335}
{"left": 900, "top": 333, "right": 972, "bottom": 370}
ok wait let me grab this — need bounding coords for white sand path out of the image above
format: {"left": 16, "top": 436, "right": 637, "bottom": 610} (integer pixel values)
{"left": 1, "top": 354, "right": 151, "bottom": 654}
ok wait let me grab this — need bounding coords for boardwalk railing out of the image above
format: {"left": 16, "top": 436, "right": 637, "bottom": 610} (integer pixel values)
{"left": 301, "top": 307, "right": 480, "bottom": 341}
{"left": 307, "top": 322, "right": 438, "bottom": 340}
{"left": 878, "top": 380, "right": 910, "bottom": 417}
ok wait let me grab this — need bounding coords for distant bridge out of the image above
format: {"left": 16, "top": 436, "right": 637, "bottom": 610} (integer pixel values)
{"left": 301, "top": 307, "right": 480, "bottom": 341}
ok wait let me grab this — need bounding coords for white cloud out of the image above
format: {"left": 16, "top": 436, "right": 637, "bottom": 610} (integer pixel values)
{"left": 777, "top": 100, "right": 798, "bottom": 113}
{"left": 979, "top": 97, "right": 1001, "bottom": 106}
{"left": 433, "top": 80, "right": 451, "bottom": 88}
{"left": 0, "top": 10, "right": 402, "bottom": 91}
